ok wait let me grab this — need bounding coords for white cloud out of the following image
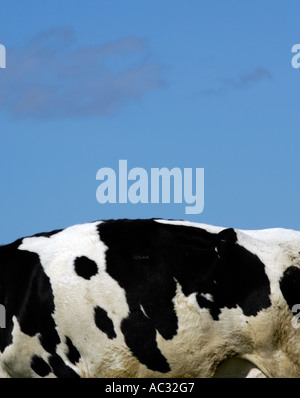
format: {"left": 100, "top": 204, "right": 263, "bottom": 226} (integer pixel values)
{"left": 0, "top": 28, "right": 165, "bottom": 119}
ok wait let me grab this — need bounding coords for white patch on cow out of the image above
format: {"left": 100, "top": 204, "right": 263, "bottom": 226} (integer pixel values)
{"left": 154, "top": 219, "right": 225, "bottom": 234}
{"left": 0, "top": 316, "right": 55, "bottom": 378}
{"left": 18, "top": 221, "right": 132, "bottom": 378}
{"left": 241, "top": 227, "right": 300, "bottom": 244}
{"left": 140, "top": 305, "right": 150, "bottom": 319}
{"left": 200, "top": 292, "right": 214, "bottom": 302}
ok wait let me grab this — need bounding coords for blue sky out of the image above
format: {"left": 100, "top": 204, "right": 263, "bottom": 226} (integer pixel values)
{"left": 1, "top": 1, "right": 300, "bottom": 244}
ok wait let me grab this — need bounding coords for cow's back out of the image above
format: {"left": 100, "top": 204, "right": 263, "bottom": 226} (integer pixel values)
{"left": 0, "top": 219, "right": 300, "bottom": 378}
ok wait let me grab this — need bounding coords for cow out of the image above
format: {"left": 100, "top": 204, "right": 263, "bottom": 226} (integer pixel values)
{"left": 0, "top": 218, "right": 300, "bottom": 378}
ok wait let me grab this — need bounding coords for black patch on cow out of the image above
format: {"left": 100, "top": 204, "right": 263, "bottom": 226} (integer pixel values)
{"left": 97, "top": 219, "right": 271, "bottom": 372}
{"left": 66, "top": 336, "right": 81, "bottom": 364}
{"left": 74, "top": 256, "right": 98, "bottom": 280}
{"left": 279, "top": 266, "right": 300, "bottom": 310}
{"left": 94, "top": 306, "right": 117, "bottom": 339}
{"left": 31, "top": 355, "right": 51, "bottom": 377}
{"left": 49, "top": 353, "right": 80, "bottom": 378}
{"left": 121, "top": 309, "right": 170, "bottom": 373}
{"left": 204, "top": 228, "right": 272, "bottom": 320}
{"left": 0, "top": 239, "right": 60, "bottom": 355}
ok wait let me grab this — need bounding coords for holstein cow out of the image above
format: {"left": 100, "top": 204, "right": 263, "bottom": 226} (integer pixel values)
{"left": 0, "top": 218, "right": 300, "bottom": 378}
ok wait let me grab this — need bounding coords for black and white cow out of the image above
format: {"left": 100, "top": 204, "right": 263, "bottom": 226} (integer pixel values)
{"left": 0, "top": 218, "right": 300, "bottom": 378}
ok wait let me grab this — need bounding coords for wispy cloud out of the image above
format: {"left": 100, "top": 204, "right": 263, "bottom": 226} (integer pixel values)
{"left": 199, "top": 67, "right": 272, "bottom": 97}
{"left": 0, "top": 27, "right": 165, "bottom": 119}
